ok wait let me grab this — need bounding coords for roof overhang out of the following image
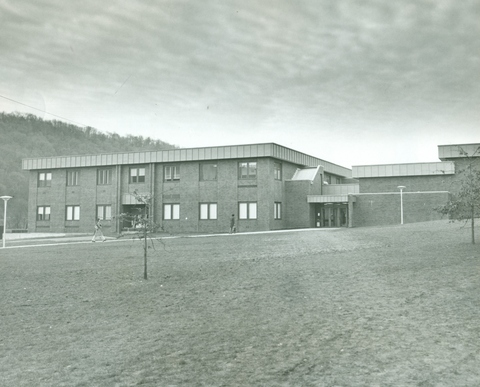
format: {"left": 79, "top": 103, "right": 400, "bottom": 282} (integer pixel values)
{"left": 438, "top": 143, "right": 480, "bottom": 160}
{"left": 307, "top": 195, "right": 350, "bottom": 203}
{"left": 352, "top": 161, "right": 455, "bottom": 178}
{"left": 22, "top": 143, "right": 352, "bottom": 178}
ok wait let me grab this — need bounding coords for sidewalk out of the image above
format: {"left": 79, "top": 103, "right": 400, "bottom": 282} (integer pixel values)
{"left": 4, "top": 227, "right": 339, "bottom": 242}
{"left": 4, "top": 232, "right": 90, "bottom": 240}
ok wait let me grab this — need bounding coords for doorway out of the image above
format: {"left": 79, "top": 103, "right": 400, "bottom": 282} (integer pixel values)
{"left": 315, "top": 204, "right": 348, "bottom": 228}
{"left": 121, "top": 204, "right": 147, "bottom": 230}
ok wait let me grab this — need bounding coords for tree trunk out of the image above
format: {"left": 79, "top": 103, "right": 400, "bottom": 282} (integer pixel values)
{"left": 144, "top": 227, "right": 148, "bottom": 279}
{"left": 472, "top": 205, "right": 476, "bottom": 245}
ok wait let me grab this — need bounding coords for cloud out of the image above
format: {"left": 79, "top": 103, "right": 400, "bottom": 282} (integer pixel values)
{"left": 1, "top": 0, "right": 479, "bottom": 166}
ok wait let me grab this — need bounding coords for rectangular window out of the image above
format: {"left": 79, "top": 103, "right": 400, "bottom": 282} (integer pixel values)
{"left": 274, "top": 202, "right": 282, "bottom": 220}
{"left": 66, "top": 170, "right": 80, "bottom": 186}
{"left": 163, "top": 203, "right": 180, "bottom": 220}
{"left": 200, "top": 163, "right": 217, "bottom": 181}
{"left": 66, "top": 205, "right": 80, "bottom": 221}
{"left": 200, "top": 203, "right": 217, "bottom": 220}
{"left": 97, "top": 169, "right": 112, "bottom": 185}
{"left": 274, "top": 162, "right": 282, "bottom": 180}
{"left": 38, "top": 171, "right": 52, "bottom": 187}
{"left": 37, "top": 206, "right": 51, "bottom": 221}
{"left": 164, "top": 165, "right": 180, "bottom": 181}
{"left": 239, "top": 202, "right": 257, "bottom": 219}
{"left": 130, "top": 167, "right": 146, "bottom": 183}
{"left": 238, "top": 161, "right": 257, "bottom": 179}
{"left": 96, "top": 205, "right": 112, "bottom": 220}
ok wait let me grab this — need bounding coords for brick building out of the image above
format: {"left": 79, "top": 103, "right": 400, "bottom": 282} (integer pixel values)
{"left": 21, "top": 142, "right": 479, "bottom": 233}
{"left": 349, "top": 143, "right": 480, "bottom": 227}
{"left": 22, "top": 143, "right": 352, "bottom": 234}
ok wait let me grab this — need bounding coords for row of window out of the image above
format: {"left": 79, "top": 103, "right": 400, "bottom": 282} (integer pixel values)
{"left": 37, "top": 161, "right": 283, "bottom": 187}
{"left": 37, "top": 205, "right": 112, "bottom": 221}
{"left": 40, "top": 169, "right": 113, "bottom": 187}
{"left": 36, "top": 202, "right": 283, "bottom": 221}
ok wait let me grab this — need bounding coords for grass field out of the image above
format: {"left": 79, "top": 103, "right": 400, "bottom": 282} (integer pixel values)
{"left": 1, "top": 221, "right": 480, "bottom": 386}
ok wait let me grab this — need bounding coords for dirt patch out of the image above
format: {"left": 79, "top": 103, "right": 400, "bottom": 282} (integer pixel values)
{"left": 1, "top": 221, "right": 479, "bottom": 386}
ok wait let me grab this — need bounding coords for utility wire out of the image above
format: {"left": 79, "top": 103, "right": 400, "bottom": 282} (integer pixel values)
{"left": 0, "top": 94, "right": 90, "bottom": 128}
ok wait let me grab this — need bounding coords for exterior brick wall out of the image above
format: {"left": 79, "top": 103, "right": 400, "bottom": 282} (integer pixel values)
{"left": 26, "top": 151, "right": 479, "bottom": 233}
{"left": 28, "top": 157, "right": 323, "bottom": 234}
{"left": 28, "top": 167, "right": 120, "bottom": 233}
{"left": 359, "top": 175, "right": 455, "bottom": 194}
{"left": 352, "top": 191, "right": 450, "bottom": 227}
{"left": 285, "top": 167, "right": 324, "bottom": 229}
{"left": 353, "top": 157, "right": 480, "bottom": 227}
{"left": 359, "top": 158, "right": 480, "bottom": 196}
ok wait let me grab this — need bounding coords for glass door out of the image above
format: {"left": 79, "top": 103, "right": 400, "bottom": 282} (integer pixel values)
{"left": 316, "top": 204, "right": 348, "bottom": 228}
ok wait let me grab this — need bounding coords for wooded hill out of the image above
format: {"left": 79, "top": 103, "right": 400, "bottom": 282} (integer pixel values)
{"left": 0, "top": 112, "right": 176, "bottom": 228}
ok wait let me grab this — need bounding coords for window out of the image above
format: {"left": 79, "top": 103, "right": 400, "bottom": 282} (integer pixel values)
{"left": 238, "top": 161, "right": 257, "bottom": 179}
{"left": 164, "top": 165, "right": 180, "bottom": 181}
{"left": 66, "top": 205, "right": 80, "bottom": 221}
{"left": 37, "top": 206, "right": 51, "bottom": 221}
{"left": 200, "top": 203, "right": 217, "bottom": 220}
{"left": 97, "top": 205, "right": 112, "bottom": 220}
{"left": 67, "top": 170, "right": 80, "bottom": 186}
{"left": 163, "top": 203, "right": 180, "bottom": 220}
{"left": 38, "top": 171, "right": 52, "bottom": 187}
{"left": 130, "top": 167, "right": 146, "bottom": 183}
{"left": 97, "top": 169, "right": 112, "bottom": 185}
{"left": 239, "top": 202, "right": 257, "bottom": 219}
{"left": 200, "top": 163, "right": 217, "bottom": 181}
{"left": 274, "top": 202, "right": 282, "bottom": 220}
{"left": 274, "top": 162, "right": 282, "bottom": 180}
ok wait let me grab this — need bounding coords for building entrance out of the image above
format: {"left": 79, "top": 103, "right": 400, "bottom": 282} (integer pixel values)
{"left": 121, "top": 204, "right": 147, "bottom": 230}
{"left": 315, "top": 204, "right": 348, "bottom": 228}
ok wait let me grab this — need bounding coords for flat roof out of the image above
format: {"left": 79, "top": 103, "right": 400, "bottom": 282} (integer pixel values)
{"left": 22, "top": 142, "right": 352, "bottom": 178}
{"left": 438, "top": 143, "right": 480, "bottom": 160}
{"left": 352, "top": 161, "right": 455, "bottom": 178}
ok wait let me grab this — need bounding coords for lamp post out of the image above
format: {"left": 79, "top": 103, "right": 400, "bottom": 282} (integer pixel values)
{"left": 397, "top": 186, "right": 406, "bottom": 225}
{"left": 1, "top": 196, "right": 13, "bottom": 248}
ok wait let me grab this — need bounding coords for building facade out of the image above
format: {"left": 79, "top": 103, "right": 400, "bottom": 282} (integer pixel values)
{"left": 349, "top": 143, "right": 480, "bottom": 227}
{"left": 22, "top": 142, "right": 480, "bottom": 233}
{"left": 22, "top": 143, "right": 352, "bottom": 234}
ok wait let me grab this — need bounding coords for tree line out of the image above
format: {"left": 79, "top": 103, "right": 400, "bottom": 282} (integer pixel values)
{"left": 0, "top": 112, "right": 176, "bottom": 229}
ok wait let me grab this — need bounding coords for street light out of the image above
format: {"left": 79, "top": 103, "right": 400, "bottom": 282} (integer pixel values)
{"left": 1, "top": 196, "right": 12, "bottom": 248}
{"left": 397, "top": 186, "right": 406, "bottom": 225}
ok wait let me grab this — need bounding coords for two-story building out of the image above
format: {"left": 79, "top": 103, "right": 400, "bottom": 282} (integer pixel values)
{"left": 21, "top": 142, "right": 479, "bottom": 233}
{"left": 22, "top": 143, "right": 352, "bottom": 234}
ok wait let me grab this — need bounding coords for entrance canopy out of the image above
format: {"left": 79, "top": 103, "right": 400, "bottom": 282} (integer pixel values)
{"left": 307, "top": 195, "right": 352, "bottom": 203}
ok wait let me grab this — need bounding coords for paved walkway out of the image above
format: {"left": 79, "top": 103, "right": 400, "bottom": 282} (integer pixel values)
{"left": 4, "top": 232, "right": 90, "bottom": 240}
{"left": 2, "top": 227, "right": 339, "bottom": 244}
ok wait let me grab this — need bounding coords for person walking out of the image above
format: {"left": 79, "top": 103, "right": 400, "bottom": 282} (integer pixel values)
{"left": 92, "top": 217, "right": 106, "bottom": 242}
{"left": 229, "top": 214, "right": 236, "bottom": 234}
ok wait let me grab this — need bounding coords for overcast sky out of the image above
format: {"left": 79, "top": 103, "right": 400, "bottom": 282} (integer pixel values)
{"left": 1, "top": 0, "right": 479, "bottom": 168}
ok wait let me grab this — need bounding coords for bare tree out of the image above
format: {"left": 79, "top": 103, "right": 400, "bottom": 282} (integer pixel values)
{"left": 436, "top": 146, "right": 480, "bottom": 244}
{"left": 120, "top": 190, "right": 163, "bottom": 279}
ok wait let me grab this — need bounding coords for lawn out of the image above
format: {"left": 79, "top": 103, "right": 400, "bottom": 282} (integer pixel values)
{"left": 1, "top": 221, "right": 480, "bottom": 386}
